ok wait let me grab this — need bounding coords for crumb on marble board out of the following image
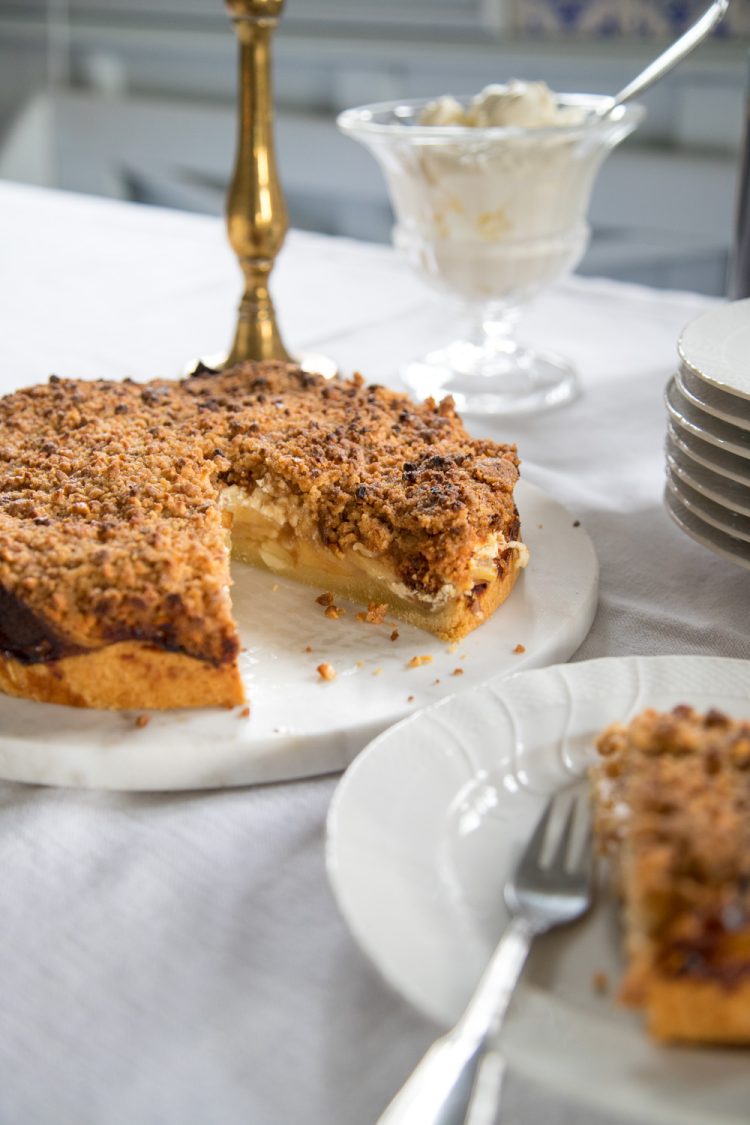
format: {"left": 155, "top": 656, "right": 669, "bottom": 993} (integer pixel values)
{"left": 357, "top": 602, "right": 388, "bottom": 625}
{"left": 592, "top": 971, "right": 608, "bottom": 994}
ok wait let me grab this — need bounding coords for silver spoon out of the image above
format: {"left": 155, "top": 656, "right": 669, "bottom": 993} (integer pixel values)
{"left": 596, "top": 0, "right": 730, "bottom": 117}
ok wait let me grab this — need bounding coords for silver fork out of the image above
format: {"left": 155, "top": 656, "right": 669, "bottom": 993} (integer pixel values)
{"left": 377, "top": 788, "right": 594, "bottom": 1125}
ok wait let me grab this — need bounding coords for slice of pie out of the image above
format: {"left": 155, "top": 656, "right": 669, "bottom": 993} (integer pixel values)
{"left": 592, "top": 705, "right": 750, "bottom": 1043}
{"left": 0, "top": 362, "right": 527, "bottom": 710}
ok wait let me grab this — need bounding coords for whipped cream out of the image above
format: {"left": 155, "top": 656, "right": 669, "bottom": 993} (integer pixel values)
{"left": 386, "top": 83, "right": 606, "bottom": 303}
{"left": 419, "top": 81, "right": 585, "bottom": 130}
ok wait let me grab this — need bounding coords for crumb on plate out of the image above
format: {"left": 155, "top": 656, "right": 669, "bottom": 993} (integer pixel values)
{"left": 356, "top": 602, "right": 388, "bottom": 625}
{"left": 407, "top": 655, "right": 433, "bottom": 669}
{"left": 316, "top": 662, "right": 337, "bottom": 682}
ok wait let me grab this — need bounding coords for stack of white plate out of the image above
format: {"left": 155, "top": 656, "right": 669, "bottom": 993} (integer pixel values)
{"left": 664, "top": 300, "right": 750, "bottom": 570}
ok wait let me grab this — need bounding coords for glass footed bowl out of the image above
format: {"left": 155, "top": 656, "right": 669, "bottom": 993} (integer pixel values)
{"left": 338, "top": 94, "right": 644, "bottom": 415}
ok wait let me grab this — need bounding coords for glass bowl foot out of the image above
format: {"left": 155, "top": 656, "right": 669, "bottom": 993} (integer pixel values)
{"left": 401, "top": 338, "right": 580, "bottom": 416}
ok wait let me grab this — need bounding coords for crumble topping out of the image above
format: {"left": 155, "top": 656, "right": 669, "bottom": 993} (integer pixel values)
{"left": 0, "top": 362, "right": 522, "bottom": 666}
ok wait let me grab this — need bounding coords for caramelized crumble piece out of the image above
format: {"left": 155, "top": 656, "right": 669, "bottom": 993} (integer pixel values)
{"left": 134, "top": 714, "right": 150, "bottom": 729}
{"left": 390, "top": 629, "right": 399, "bottom": 642}
{"left": 316, "top": 662, "right": 336, "bottom": 682}
{"left": 591, "top": 705, "right": 750, "bottom": 1043}
{"left": 239, "top": 705, "right": 250, "bottom": 719}
{"left": 452, "top": 667, "right": 464, "bottom": 677}
{"left": 315, "top": 592, "right": 334, "bottom": 607}
{"left": 407, "top": 655, "right": 433, "bottom": 669}
{"left": 324, "top": 605, "right": 345, "bottom": 620}
{"left": 513, "top": 643, "right": 526, "bottom": 654}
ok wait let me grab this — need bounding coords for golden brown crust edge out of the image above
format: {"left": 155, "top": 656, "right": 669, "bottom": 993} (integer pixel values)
{"left": 644, "top": 976, "right": 750, "bottom": 1044}
{"left": 0, "top": 642, "right": 245, "bottom": 710}
{"left": 421, "top": 547, "right": 524, "bottom": 642}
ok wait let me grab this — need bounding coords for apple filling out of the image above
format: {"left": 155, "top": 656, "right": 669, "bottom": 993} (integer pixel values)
{"left": 220, "top": 480, "right": 526, "bottom": 637}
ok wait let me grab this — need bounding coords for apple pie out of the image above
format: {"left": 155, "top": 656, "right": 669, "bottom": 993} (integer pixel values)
{"left": 592, "top": 705, "right": 750, "bottom": 1043}
{"left": 0, "top": 362, "right": 527, "bottom": 710}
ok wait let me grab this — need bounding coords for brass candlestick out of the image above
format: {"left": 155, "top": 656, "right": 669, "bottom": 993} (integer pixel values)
{"left": 224, "top": 0, "right": 290, "bottom": 366}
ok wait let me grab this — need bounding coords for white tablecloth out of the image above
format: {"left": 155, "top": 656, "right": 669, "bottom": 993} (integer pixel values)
{"left": 0, "top": 182, "right": 748, "bottom": 1125}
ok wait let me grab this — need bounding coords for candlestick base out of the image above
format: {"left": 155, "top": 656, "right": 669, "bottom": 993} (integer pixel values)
{"left": 184, "top": 351, "right": 338, "bottom": 380}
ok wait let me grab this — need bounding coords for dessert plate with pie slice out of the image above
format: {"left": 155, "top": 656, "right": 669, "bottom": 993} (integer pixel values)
{"left": 327, "top": 655, "right": 750, "bottom": 1125}
{"left": 0, "top": 478, "right": 597, "bottom": 790}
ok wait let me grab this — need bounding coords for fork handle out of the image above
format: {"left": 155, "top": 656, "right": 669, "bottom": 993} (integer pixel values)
{"left": 377, "top": 916, "right": 536, "bottom": 1125}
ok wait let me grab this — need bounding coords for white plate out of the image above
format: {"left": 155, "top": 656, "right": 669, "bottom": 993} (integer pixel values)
{"left": 665, "top": 378, "right": 750, "bottom": 460}
{"left": 0, "top": 480, "right": 597, "bottom": 790}
{"left": 665, "top": 485, "right": 750, "bottom": 571}
{"left": 678, "top": 299, "right": 750, "bottom": 402}
{"left": 666, "top": 470, "right": 750, "bottom": 544}
{"left": 327, "top": 655, "right": 750, "bottom": 1125}
{"left": 667, "top": 421, "right": 750, "bottom": 488}
{"left": 677, "top": 364, "right": 750, "bottom": 432}
{"left": 666, "top": 437, "right": 750, "bottom": 517}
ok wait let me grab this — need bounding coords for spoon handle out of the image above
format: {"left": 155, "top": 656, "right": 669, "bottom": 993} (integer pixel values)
{"left": 609, "top": 0, "right": 729, "bottom": 112}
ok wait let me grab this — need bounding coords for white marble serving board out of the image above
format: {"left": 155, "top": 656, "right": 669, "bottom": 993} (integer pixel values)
{"left": 0, "top": 481, "right": 598, "bottom": 790}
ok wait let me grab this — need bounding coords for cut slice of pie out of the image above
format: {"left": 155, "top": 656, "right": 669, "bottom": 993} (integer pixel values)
{"left": 0, "top": 362, "right": 527, "bottom": 710}
{"left": 592, "top": 705, "right": 750, "bottom": 1043}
